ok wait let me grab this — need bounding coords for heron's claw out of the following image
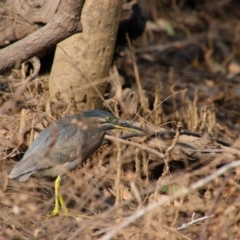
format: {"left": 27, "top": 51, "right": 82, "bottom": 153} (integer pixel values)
{"left": 45, "top": 209, "right": 59, "bottom": 218}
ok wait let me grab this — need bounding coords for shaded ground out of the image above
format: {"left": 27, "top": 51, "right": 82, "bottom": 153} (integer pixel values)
{"left": 1, "top": 1, "right": 240, "bottom": 239}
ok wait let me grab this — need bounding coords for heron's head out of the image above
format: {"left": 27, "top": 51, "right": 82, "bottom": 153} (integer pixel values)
{"left": 82, "top": 110, "right": 143, "bottom": 133}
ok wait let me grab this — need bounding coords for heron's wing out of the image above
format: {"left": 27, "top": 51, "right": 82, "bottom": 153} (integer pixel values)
{"left": 9, "top": 116, "right": 83, "bottom": 180}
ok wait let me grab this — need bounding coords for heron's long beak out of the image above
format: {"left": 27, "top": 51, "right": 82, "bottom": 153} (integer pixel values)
{"left": 115, "top": 120, "right": 144, "bottom": 133}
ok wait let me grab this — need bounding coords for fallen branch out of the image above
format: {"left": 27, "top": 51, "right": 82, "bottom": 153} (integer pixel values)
{"left": 0, "top": 0, "right": 84, "bottom": 73}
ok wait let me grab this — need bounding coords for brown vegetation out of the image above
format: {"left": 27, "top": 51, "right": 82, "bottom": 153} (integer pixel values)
{"left": 1, "top": 0, "right": 240, "bottom": 239}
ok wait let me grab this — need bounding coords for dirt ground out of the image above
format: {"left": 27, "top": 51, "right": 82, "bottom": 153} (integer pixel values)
{"left": 1, "top": 1, "right": 240, "bottom": 239}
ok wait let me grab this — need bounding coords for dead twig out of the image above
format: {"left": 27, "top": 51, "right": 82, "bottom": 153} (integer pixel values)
{"left": 105, "top": 135, "right": 165, "bottom": 160}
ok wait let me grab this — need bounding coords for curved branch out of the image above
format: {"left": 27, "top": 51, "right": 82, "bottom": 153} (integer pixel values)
{"left": 0, "top": 0, "right": 85, "bottom": 73}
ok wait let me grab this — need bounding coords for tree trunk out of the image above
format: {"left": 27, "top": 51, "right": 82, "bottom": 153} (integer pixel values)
{"left": 49, "top": 0, "right": 123, "bottom": 113}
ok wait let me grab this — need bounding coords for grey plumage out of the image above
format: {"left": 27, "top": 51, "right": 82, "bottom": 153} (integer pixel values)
{"left": 9, "top": 110, "right": 142, "bottom": 182}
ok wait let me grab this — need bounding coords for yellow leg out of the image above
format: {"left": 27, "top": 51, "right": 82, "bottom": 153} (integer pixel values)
{"left": 45, "top": 176, "right": 91, "bottom": 218}
{"left": 58, "top": 194, "right": 68, "bottom": 214}
{"left": 46, "top": 175, "right": 67, "bottom": 218}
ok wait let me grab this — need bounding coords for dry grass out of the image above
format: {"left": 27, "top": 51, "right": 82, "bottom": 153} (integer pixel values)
{"left": 1, "top": 63, "right": 240, "bottom": 239}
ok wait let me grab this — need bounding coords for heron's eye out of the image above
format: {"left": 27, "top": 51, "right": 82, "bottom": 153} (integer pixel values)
{"left": 106, "top": 116, "right": 111, "bottom": 122}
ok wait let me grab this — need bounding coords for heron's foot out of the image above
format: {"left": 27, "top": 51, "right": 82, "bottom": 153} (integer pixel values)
{"left": 45, "top": 195, "right": 69, "bottom": 218}
{"left": 45, "top": 209, "right": 60, "bottom": 218}
{"left": 45, "top": 176, "right": 92, "bottom": 219}
{"left": 45, "top": 208, "right": 72, "bottom": 218}
{"left": 45, "top": 209, "right": 92, "bottom": 219}
{"left": 45, "top": 176, "right": 67, "bottom": 218}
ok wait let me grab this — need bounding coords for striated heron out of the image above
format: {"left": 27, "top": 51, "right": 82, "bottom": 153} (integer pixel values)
{"left": 9, "top": 110, "right": 143, "bottom": 217}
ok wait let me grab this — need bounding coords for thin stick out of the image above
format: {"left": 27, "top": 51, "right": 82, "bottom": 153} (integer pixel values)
{"left": 105, "top": 135, "right": 165, "bottom": 160}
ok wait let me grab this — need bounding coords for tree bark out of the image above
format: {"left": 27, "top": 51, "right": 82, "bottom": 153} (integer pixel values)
{"left": 0, "top": 0, "right": 61, "bottom": 47}
{"left": 49, "top": 0, "right": 123, "bottom": 112}
{"left": 0, "top": 0, "right": 84, "bottom": 73}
